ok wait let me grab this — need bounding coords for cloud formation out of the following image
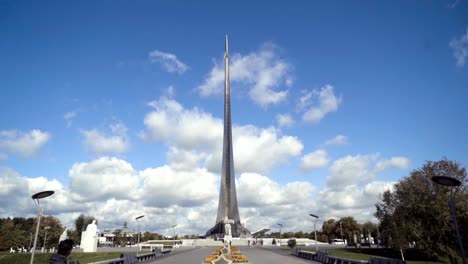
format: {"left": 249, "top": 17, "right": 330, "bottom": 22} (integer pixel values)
{"left": 323, "top": 134, "right": 348, "bottom": 146}
{"left": 82, "top": 122, "right": 129, "bottom": 155}
{"left": 276, "top": 114, "right": 294, "bottom": 128}
{"left": 64, "top": 111, "right": 77, "bottom": 128}
{"left": 299, "top": 85, "right": 342, "bottom": 124}
{"left": 315, "top": 154, "right": 409, "bottom": 222}
{"left": 325, "top": 154, "right": 410, "bottom": 189}
{"left": 198, "top": 43, "right": 292, "bottom": 107}
{"left": 375, "top": 156, "right": 410, "bottom": 171}
{"left": 141, "top": 97, "right": 303, "bottom": 174}
{"left": 149, "top": 50, "right": 189, "bottom": 74}
{"left": 0, "top": 157, "right": 315, "bottom": 235}
{"left": 300, "top": 149, "right": 329, "bottom": 172}
{"left": 69, "top": 157, "right": 139, "bottom": 202}
{"left": 0, "top": 129, "right": 51, "bottom": 158}
{"left": 449, "top": 27, "right": 468, "bottom": 67}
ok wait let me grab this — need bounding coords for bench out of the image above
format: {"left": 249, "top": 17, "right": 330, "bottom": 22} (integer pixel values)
{"left": 292, "top": 248, "right": 329, "bottom": 262}
{"left": 89, "top": 250, "right": 167, "bottom": 264}
{"left": 327, "top": 255, "right": 369, "bottom": 264}
{"left": 369, "top": 257, "right": 406, "bottom": 264}
{"left": 121, "top": 253, "right": 138, "bottom": 264}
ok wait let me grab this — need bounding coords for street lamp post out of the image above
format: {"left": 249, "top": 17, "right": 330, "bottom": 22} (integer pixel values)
{"left": 277, "top": 223, "right": 283, "bottom": 246}
{"left": 42, "top": 226, "right": 51, "bottom": 252}
{"left": 432, "top": 176, "right": 467, "bottom": 264}
{"left": 171, "top": 225, "right": 177, "bottom": 249}
{"left": 309, "top": 214, "right": 319, "bottom": 252}
{"left": 135, "top": 215, "right": 145, "bottom": 252}
{"left": 30, "top": 190, "right": 54, "bottom": 264}
{"left": 339, "top": 221, "right": 344, "bottom": 245}
{"left": 28, "top": 232, "right": 32, "bottom": 251}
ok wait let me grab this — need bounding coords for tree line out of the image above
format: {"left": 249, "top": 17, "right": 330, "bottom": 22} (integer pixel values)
{"left": 267, "top": 217, "right": 378, "bottom": 244}
{"left": 0, "top": 213, "right": 171, "bottom": 251}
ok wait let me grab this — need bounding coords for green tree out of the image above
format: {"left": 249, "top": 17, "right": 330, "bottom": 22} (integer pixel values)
{"left": 338, "top": 217, "right": 361, "bottom": 243}
{"left": 72, "top": 214, "right": 97, "bottom": 244}
{"left": 375, "top": 159, "right": 467, "bottom": 260}
{"left": 0, "top": 218, "right": 25, "bottom": 250}
{"left": 361, "top": 221, "right": 378, "bottom": 244}
{"left": 38, "top": 215, "right": 65, "bottom": 250}
{"left": 321, "top": 218, "right": 337, "bottom": 241}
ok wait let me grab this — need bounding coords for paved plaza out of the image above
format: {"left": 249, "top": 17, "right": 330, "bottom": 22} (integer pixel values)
{"left": 147, "top": 246, "right": 320, "bottom": 264}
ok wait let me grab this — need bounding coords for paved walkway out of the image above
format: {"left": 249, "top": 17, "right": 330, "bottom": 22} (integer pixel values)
{"left": 148, "top": 246, "right": 320, "bottom": 264}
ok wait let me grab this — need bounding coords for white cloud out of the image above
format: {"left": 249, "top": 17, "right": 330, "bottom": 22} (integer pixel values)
{"left": 149, "top": 50, "right": 188, "bottom": 74}
{"left": 0, "top": 150, "right": 406, "bottom": 235}
{"left": 0, "top": 167, "right": 32, "bottom": 216}
{"left": 166, "top": 85, "right": 175, "bottom": 97}
{"left": 140, "top": 166, "right": 218, "bottom": 208}
{"left": 318, "top": 182, "right": 394, "bottom": 210}
{"left": 276, "top": 114, "right": 294, "bottom": 128}
{"left": 167, "top": 147, "right": 207, "bottom": 171}
{"left": 327, "top": 154, "right": 378, "bottom": 189}
{"left": 141, "top": 98, "right": 220, "bottom": 151}
{"left": 0, "top": 167, "right": 84, "bottom": 218}
{"left": 69, "top": 157, "right": 139, "bottom": 202}
{"left": 142, "top": 97, "right": 303, "bottom": 174}
{"left": 299, "top": 85, "right": 342, "bottom": 124}
{"left": 449, "top": 27, "right": 468, "bottom": 67}
{"left": 323, "top": 134, "right": 348, "bottom": 146}
{"left": 82, "top": 122, "right": 129, "bottom": 155}
{"left": 237, "top": 173, "right": 318, "bottom": 232}
{"left": 207, "top": 126, "right": 303, "bottom": 174}
{"left": 237, "top": 172, "right": 314, "bottom": 207}
{"left": 313, "top": 153, "right": 409, "bottom": 222}
{"left": 326, "top": 154, "right": 410, "bottom": 190}
{"left": 300, "top": 149, "right": 329, "bottom": 172}
{"left": 375, "top": 156, "right": 410, "bottom": 171}
{"left": 64, "top": 111, "right": 77, "bottom": 128}
{"left": 0, "top": 129, "right": 51, "bottom": 158}
{"left": 198, "top": 43, "right": 292, "bottom": 107}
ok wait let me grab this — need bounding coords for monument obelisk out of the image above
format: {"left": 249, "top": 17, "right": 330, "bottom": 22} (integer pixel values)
{"left": 206, "top": 36, "right": 251, "bottom": 239}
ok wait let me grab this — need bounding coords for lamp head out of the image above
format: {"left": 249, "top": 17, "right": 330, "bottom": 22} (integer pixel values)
{"left": 32, "top": 190, "right": 54, "bottom": 200}
{"left": 431, "top": 176, "right": 461, "bottom": 187}
{"left": 309, "top": 213, "right": 318, "bottom": 219}
{"left": 135, "top": 215, "right": 145, "bottom": 220}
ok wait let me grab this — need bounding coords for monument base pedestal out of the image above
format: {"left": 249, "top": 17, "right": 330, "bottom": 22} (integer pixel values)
{"left": 205, "top": 221, "right": 252, "bottom": 239}
{"left": 224, "top": 235, "right": 232, "bottom": 245}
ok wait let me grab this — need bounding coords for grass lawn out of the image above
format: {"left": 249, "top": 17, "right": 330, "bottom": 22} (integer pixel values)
{"left": 325, "top": 248, "right": 445, "bottom": 264}
{"left": 283, "top": 247, "right": 445, "bottom": 264}
{"left": 0, "top": 251, "right": 124, "bottom": 264}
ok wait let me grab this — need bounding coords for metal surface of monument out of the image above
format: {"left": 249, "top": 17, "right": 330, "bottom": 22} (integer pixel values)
{"left": 206, "top": 36, "right": 251, "bottom": 238}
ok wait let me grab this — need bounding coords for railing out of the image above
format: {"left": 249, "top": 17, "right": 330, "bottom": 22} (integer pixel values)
{"left": 292, "top": 247, "right": 406, "bottom": 264}
{"left": 327, "top": 255, "right": 369, "bottom": 264}
{"left": 89, "top": 248, "right": 172, "bottom": 264}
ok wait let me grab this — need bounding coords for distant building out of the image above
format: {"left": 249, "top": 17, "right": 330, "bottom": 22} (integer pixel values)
{"left": 97, "top": 222, "right": 135, "bottom": 247}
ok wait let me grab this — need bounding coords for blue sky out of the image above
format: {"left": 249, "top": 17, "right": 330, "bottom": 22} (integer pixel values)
{"left": 0, "top": 0, "right": 467, "bottom": 235}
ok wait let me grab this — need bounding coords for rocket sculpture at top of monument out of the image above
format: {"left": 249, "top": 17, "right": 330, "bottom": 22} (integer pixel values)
{"left": 206, "top": 36, "right": 251, "bottom": 238}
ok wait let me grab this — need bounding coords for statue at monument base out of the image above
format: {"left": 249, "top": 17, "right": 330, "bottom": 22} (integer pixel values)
{"left": 80, "top": 220, "right": 98, "bottom": 252}
{"left": 205, "top": 219, "right": 252, "bottom": 239}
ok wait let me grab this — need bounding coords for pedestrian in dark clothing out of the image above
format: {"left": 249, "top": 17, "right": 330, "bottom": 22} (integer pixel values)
{"left": 48, "top": 239, "right": 77, "bottom": 264}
